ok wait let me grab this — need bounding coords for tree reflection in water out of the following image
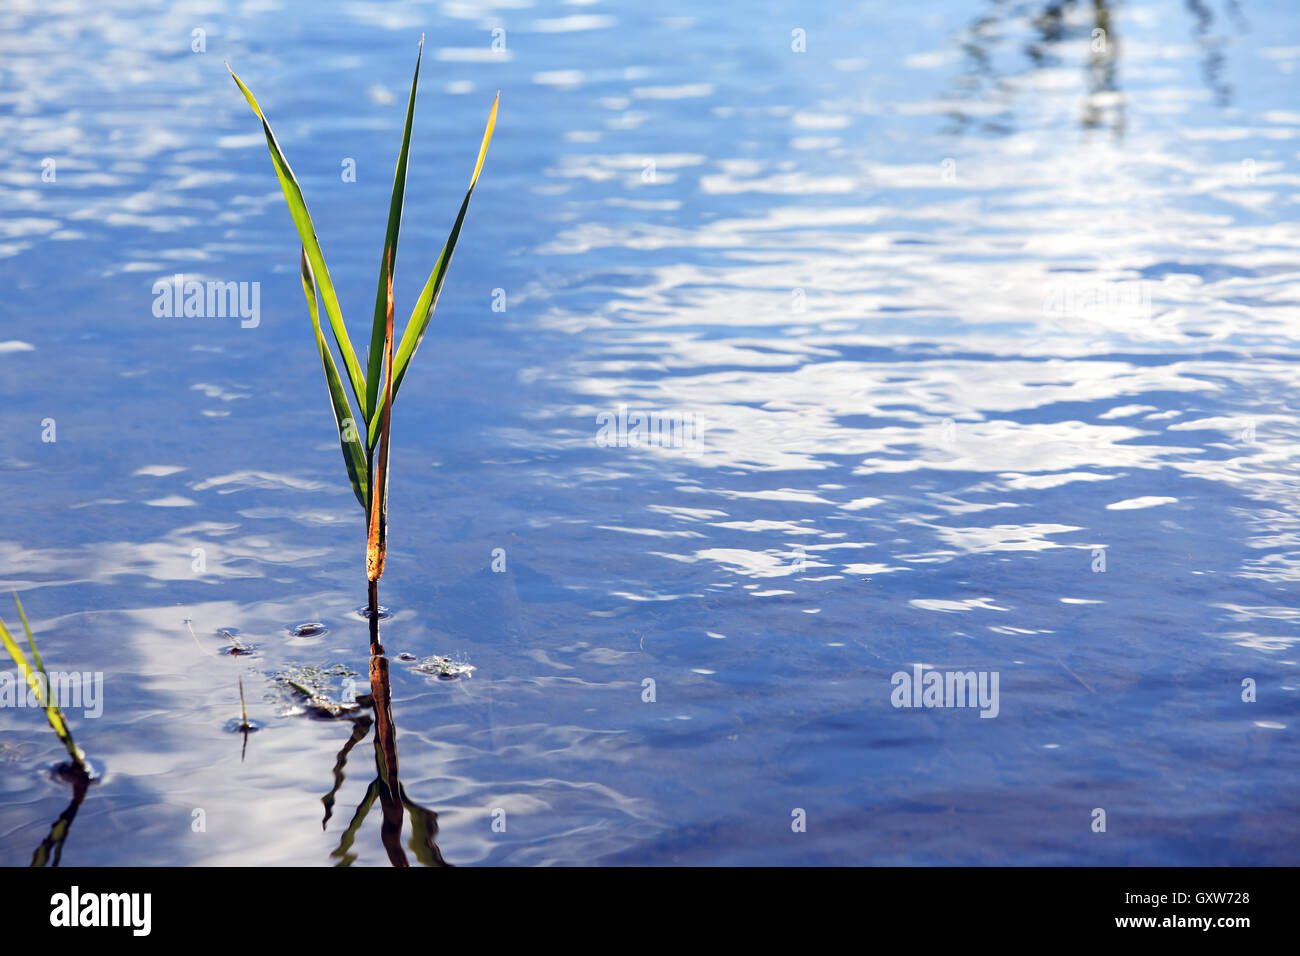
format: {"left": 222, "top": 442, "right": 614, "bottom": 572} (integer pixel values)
{"left": 945, "top": 0, "right": 1247, "bottom": 139}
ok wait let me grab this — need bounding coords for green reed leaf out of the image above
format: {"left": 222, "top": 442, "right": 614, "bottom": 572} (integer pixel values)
{"left": 366, "top": 36, "right": 424, "bottom": 425}
{"left": 228, "top": 64, "right": 368, "bottom": 420}
{"left": 301, "top": 250, "right": 369, "bottom": 511}
{"left": 367, "top": 92, "right": 499, "bottom": 448}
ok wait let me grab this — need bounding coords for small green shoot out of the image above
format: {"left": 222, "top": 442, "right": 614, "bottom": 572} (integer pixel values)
{"left": 0, "top": 594, "right": 90, "bottom": 775}
{"left": 228, "top": 38, "right": 498, "bottom": 603}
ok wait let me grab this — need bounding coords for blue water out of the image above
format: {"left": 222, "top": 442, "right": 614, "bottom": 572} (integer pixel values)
{"left": 1, "top": 0, "right": 1298, "bottom": 865}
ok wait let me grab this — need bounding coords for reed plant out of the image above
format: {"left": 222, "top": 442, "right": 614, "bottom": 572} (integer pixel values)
{"left": 0, "top": 594, "right": 90, "bottom": 775}
{"left": 228, "top": 38, "right": 497, "bottom": 625}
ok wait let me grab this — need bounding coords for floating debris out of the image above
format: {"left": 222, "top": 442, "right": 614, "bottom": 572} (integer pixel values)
{"left": 184, "top": 618, "right": 205, "bottom": 655}
{"left": 280, "top": 684, "right": 359, "bottom": 718}
{"left": 282, "top": 663, "right": 356, "bottom": 683}
{"left": 289, "top": 622, "right": 327, "bottom": 639}
{"left": 412, "top": 654, "right": 475, "bottom": 681}
{"left": 272, "top": 664, "right": 361, "bottom": 718}
{"left": 218, "top": 628, "right": 255, "bottom": 656}
{"left": 396, "top": 652, "right": 417, "bottom": 662}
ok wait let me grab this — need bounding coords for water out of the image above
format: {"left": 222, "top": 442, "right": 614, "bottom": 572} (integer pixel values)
{"left": 2, "top": 0, "right": 1298, "bottom": 865}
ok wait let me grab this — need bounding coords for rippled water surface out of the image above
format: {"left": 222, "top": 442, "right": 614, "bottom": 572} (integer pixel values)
{"left": 2, "top": 0, "right": 1299, "bottom": 865}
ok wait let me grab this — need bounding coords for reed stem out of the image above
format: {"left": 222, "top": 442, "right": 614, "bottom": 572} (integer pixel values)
{"left": 368, "top": 579, "right": 380, "bottom": 653}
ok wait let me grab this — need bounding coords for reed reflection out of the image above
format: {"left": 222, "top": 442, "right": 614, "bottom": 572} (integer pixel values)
{"left": 29, "top": 764, "right": 91, "bottom": 867}
{"left": 323, "top": 613, "right": 448, "bottom": 867}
